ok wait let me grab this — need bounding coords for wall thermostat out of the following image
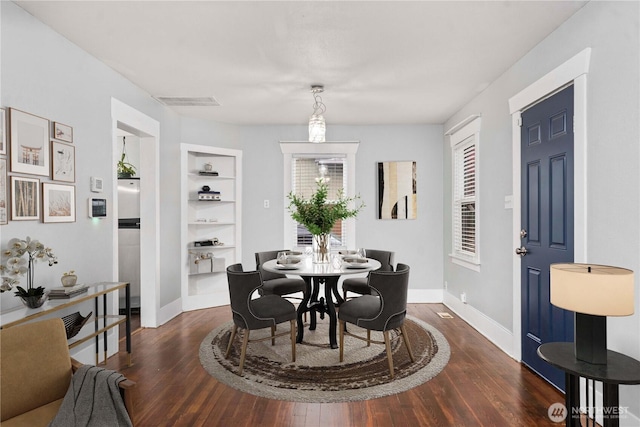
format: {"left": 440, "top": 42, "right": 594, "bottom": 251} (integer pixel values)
{"left": 90, "top": 176, "right": 104, "bottom": 193}
{"left": 89, "top": 198, "right": 107, "bottom": 218}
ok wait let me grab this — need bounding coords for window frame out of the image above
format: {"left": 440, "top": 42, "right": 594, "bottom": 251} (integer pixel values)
{"left": 280, "top": 141, "right": 359, "bottom": 250}
{"left": 447, "top": 116, "right": 481, "bottom": 271}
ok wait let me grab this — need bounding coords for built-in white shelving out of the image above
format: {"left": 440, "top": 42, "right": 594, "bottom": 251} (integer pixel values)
{"left": 180, "top": 144, "right": 242, "bottom": 311}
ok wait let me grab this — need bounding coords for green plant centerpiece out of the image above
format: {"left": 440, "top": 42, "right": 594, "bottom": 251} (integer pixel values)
{"left": 288, "top": 182, "right": 364, "bottom": 263}
{"left": 0, "top": 237, "right": 58, "bottom": 308}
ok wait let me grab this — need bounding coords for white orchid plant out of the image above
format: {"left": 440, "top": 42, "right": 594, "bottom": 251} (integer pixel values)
{"left": 0, "top": 237, "right": 58, "bottom": 297}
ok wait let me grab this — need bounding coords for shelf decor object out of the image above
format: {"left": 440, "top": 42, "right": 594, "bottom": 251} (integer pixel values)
{"left": 62, "top": 311, "right": 92, "bottom": 339}
{"left": 550, "top": 263, "right": 634, "bottom": 364}
{"left": 0, "top": 236, "right": 58, "bottom": 307}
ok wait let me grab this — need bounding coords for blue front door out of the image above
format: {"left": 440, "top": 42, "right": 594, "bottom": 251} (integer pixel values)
{"left": 520, "top": 85, "right": 575, "bottom": 391}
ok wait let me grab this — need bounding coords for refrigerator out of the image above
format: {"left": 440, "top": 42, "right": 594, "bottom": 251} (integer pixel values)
{"left": 118, "top": 178, "right": 141, "bottom": 311}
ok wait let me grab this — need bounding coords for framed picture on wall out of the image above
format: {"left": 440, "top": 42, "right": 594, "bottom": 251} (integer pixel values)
{"left": 51, "top": 140, "right": 75, "bottom": 182}
{"left": 0, "top": 158, "right": 7, "bottom": 225}
{"left": 10, "top": 176, "right": 40, "bottom": 220}
{"left": 42, "top": 183, "right": 75, "bottom": 223}
{"left": 0, "top": 108, "right": 6, "bottom": 155}
{"left": 9, "top": 109, "right": 50, "bottom": 176}
{"left": 53, "top": 122, "right": 73, "bottom": 143}
{"left": 377, "top": 161, "right": 417, "bottom": 220}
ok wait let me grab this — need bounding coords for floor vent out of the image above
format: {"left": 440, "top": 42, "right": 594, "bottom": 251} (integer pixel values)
{"left": 437, "top": 312, "right": 454, "bottom": 319}
{"left": 153, "top": 96, "right": 220, "bottom": 107}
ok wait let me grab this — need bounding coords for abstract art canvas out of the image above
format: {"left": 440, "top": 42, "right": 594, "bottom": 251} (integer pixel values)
{"left": 377, "top": 161, "right": 417, "bottom": 220}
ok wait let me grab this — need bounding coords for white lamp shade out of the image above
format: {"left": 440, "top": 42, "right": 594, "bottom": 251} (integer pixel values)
{"left": 550, "top": 263, "right": 634, "bottom": 316}
{"left": 309, "top": 115, "right": 325, "bottom": 143}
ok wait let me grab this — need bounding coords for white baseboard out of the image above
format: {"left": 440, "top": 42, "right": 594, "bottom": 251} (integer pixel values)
{"left": 408, "top": 288, "right": 443, "bottom": 303}
{"left": 443, "top": 291, "right": 514, "bottom": 358}
{"left": 158, "top": 298, "right": 183, "bottom": 327}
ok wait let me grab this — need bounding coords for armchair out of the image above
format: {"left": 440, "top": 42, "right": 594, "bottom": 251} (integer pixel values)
{"left": 226, "top": 264, "right": 297, "bottom": 375}
{"left": 338, "top": 263, "right": 414, "bottom": 378}
{"left": 0, "top": 318, "right": 135, "bottom": 426}
{"left": 342, "top": 249, "right": 395, "bottom": 300}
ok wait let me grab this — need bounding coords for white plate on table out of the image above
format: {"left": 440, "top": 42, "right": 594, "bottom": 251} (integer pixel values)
{"left": 342, "top": 258, "right": 370, "bottom": 269}
{"left": 344, "top": 263, "right": 369, "bottom": 269}
{"left": 275, "top": 265, "right": 300, "bottom": 270}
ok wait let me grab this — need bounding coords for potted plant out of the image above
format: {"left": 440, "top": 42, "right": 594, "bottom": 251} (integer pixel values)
{"left": 117, "top": 136, "right": 136, "bottom": 178}
{"left": 288, "top": 182, "right": 364, "bottom": 263}
{"left": 0, "top": 237, "right": 58, "bottom": 308}
{"left": 117, "top": 151, "right": 136, "bottom": 178}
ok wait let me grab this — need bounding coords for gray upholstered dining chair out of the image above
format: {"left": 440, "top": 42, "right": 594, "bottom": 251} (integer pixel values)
{"left": 341, "top": 249, "right": 395, "bottom": 300}
{"left": 225, "top": 264, "right": 297, "bottom": 375}
{"left": 338, "top": 263, "right": 414, "bottom": 378}
{"left": 255, "top": 250, "right": 306, "bottom": 299}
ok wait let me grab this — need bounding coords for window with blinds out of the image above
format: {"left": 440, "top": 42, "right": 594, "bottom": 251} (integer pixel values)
{"left": 449, "top": 115, "right": 480, "bottom": 269}
{"left": 291, "top": 155, "right": 348, "bottom": 248}
{"left": 453, "top": 139, "right": 476, "bottom": 256}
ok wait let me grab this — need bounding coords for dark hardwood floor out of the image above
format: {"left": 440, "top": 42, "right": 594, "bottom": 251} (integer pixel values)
{"left": 106, "top": 303, "right": 564, "bottom": 426}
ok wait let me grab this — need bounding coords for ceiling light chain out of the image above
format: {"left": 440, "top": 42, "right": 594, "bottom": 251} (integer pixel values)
{"left": 309, "top": 85, "right": 326, "bottom": 143}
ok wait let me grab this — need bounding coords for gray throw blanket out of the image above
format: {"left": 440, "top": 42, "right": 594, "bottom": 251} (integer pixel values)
{"left": 49, "top": 365, "right": 133, "bottom": 427}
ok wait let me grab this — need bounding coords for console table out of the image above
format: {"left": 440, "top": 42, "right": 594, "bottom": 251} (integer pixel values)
{"left": 538, "top": 342, "right": 640, "bottom": 427}
{"left": 0, "top": 282, "right": 132, "bottom": 366}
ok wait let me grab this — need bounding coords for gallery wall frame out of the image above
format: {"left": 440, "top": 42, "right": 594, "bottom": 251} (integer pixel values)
{"left": 9, "top": 108, "right": 50, "bottom": 176}
{"left": 377, "top": 161, "right": 417, "bottom": 220}
{"left": 51, "top": 140, "right": 76, "bottom": 182}
{"left": 0, "top": 108, "right": 6, "bottom": 155}
{"left": 0, "top": 158, "right": 7, "bottom": 225}
{"left": 42, "top": 183, "right": 75, "bottom": 223}
{"left": 10, "top": 175, "right": 40, "bottom": 220}
{"left": 53, "top": 122, "right": 73, "bottom": 143}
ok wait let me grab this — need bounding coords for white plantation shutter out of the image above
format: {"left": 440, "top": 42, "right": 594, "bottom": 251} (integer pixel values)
{"left": 453, "top": 140, "right": 476, "bottom": 255}
{"left": 291, "top": 155, "right": 348, "bottom": 248}
{"left": 449, "top": 115, "right": 480, "bottom": 269}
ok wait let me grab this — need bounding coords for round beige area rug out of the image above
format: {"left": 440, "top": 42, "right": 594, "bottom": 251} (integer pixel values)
{"left": 199, "top": 315, "right": 450, "bottom": 403}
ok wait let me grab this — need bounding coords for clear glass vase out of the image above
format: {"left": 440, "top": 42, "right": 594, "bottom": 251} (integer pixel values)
{"left": 312, "top": 233, "right": 331, "bottom": 264}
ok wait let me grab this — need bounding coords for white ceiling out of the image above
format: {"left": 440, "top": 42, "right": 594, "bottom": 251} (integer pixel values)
{"left": 16, "top": 1, "right": 588, "bottom": 125}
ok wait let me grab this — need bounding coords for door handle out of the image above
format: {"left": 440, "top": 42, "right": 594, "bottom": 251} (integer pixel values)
{"left": 515, "top": 246, "right": 528, "bottom": 256}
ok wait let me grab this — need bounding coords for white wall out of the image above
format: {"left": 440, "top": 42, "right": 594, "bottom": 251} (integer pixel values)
{"left": 0, "top": 2, "right": 182, "bottom": 321}
{"left": 443, "top": 0, "right": 639, "bottom": 418}
{"left": 179, "top": 122, "right": 445, "bottom": 294}
{"left": 246, "top": 125, "right": 444, "bottom": 294}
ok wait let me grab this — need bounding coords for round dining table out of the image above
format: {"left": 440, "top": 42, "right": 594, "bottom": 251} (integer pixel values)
{"left": 262, "top": 255, "right": 381, "bottom": 349}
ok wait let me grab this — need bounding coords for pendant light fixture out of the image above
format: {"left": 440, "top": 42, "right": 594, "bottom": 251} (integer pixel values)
{"left": 309, "top": 85, "right": 326, "bottom": 143}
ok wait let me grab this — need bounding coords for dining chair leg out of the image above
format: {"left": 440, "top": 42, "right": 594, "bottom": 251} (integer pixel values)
{"left": 290, "top": 319, "right": 296, "bottom": 362}
{"left": 400, "top": 323, "right": 415, "bottom": 362}
{"left": 238, "top": 329, "right": 250, "bottom": 376}
{"left": 339, "top": 320, "right": 345, "bottom": 362}
{"left": 271, "top": 325, "right": 276, "bottom": 346}
{"left": 225, "top": 324, "right": 238, "bottom": 359}
{"left": 367, "top": 329, "right": 371, "bottom": 346}
{"left": 383, "top": 330, "right": 394, "bottom": 378}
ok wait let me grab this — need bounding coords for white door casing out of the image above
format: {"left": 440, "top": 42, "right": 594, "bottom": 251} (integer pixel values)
{"left": 111, "top": 98, "right": 160, "bottom": 328}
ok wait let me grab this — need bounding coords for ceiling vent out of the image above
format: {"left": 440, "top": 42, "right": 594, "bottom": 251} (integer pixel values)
{"left": 153, "top": 96, "right": 220, "bottom": 107}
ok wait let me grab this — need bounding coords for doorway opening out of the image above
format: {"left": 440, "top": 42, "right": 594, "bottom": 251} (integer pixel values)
{"left": 111, "top": 99, "right": 160, "bottom": 333}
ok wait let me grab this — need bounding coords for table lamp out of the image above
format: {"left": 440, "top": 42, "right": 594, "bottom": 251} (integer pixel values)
{"left": 550, "top": 263, "right": 634, "bottom": 365}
